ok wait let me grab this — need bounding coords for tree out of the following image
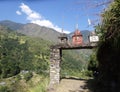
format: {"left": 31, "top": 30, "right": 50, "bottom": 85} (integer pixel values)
{"left": 95, "top": 0, "right": 120, "bottom": 91}
{"left": 0, "top": 33, "right": 32, "bottom": 78}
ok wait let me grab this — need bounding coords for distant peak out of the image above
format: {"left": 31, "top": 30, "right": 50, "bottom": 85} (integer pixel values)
{"left": 0, "top": 20, "right": 13, "bottom": 23}
{"left": 0, "top": 20, "right": 24, "bottom": 25}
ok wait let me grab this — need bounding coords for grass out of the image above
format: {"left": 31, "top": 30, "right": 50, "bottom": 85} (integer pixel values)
{"left": 29, "top": 77, "right": 49, "bottom": 92}
{"left": 0, "top": 73, "right": 49, "bottom": 92}
{"left": 61, "top": 69, "right": 93, "bottom": 80}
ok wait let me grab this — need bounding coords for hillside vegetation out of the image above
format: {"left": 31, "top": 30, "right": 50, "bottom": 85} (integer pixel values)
{"left": 0, "top": 20, "right": 60, "bottom": 43}
{"left": 0, "top": 25, "right": 51, "bottom": 92}
{"left": 0, "top": 25, "right": 92, "bottom": 92}
{"left": 87, "top": 0, "right": 120, "bottom": 92}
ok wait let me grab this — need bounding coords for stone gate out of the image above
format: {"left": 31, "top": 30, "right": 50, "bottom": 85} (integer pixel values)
{"left": 48, "top": 29, "right": 99, "bottom": 90}
{"left": 49, "top": 44, "right": 96, "bottom": 89}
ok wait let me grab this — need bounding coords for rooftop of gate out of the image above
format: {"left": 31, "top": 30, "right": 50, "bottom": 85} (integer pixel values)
{"left": 50, "top": 27, "right": 99, "bottom": 50}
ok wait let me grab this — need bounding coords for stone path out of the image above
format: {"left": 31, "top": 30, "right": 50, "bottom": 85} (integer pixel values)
{"left": 54, "top": 79, "right": 90, "bottom": 92}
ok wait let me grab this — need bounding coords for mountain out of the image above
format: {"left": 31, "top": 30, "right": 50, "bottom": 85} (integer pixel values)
{"left": 0, "top": 20, "right": 24, "bottom": 30}
{"left": 0, "top": 20, "right": 60, "bottom": 43}
{"left": 0, "top": 23, "right": 93, "bottom": 92}
{"left": 0, "top": 20, "right": 91, "bottom": 43}
{"left": 17, "top": 23, "right": 60, "bottom": 43}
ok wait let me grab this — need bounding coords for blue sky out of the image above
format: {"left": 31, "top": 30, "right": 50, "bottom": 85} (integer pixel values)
{"left": 0, "top": 0, "right": 109, "bottom": 33}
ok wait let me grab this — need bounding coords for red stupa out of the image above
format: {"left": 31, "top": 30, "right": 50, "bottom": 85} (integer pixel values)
{"left": 72, "top": 25, "right": 83, "bottom": 46}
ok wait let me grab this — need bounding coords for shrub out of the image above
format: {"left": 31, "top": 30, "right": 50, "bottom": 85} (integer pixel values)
{"left": 24, "top": 72, "right": 33, "bottom": 81}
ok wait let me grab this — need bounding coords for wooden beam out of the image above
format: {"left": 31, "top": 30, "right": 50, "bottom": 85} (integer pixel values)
{"left": 51, "top": 44, "right": 97, "bottom": 50}
{"left": 60, "top": 45, "right": 97, "bottom": 50}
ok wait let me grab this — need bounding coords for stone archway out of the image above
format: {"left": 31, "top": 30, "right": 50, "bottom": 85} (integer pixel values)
{"left": 49, "top": 44, "right": 96, "bottom": 88}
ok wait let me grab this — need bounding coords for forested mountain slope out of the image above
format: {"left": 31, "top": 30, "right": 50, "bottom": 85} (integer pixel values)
{"left": 0, "top": 20, "right": 60, "bottom": 43}
{"left": 0, "top": 22, "right": 93, "bottom": 92}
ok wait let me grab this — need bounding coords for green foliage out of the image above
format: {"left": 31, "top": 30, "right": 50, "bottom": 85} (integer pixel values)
{"left": 61, "top": 50, "right": 92, "bottom": 78}
{"left": 0, "top": 25, "right": 51, "bottom": 78}
{"left": 25, "top": 37, "right": 51, "bottom": 76}
{"left": 29, "top": 77, "right": 49, "bottom": 92}
{"left": 0, "top": 24, "right": 93, "bottom": 91}
{"left": 0, "top": 86, "right": 10, "bottom": 92}
{"left": 0, "top": 32, "right": 32, "bottom": 78}
{"left": 88, "top": 51, "right": 98, "bottom": 72}
{"left": 24, "top": 72, "right": 33, "bottom": 81}
{"left": 97, "top": 0, "right": 120, "bottom": 41}
{"left": 94, "top": 0, "right": 120, "bottom": 91}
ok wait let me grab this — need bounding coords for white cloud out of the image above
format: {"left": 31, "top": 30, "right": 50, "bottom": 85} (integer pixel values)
{"left": 27, "top": 12, "right": 41, "bottom": 21}
{"left": 16, "top": 10, "right": 22, "bottom": 15}
{"left": 32, "top": 20, "right": 70, "bottom": 34}
{"left": 17, "top": 3, "right": 70, "bottom": 34}
{"left": 32, "top": 20, "right": 54, "bottom": 28}
{"left": 20, "top": 3, "right": 32, "bottom": 15}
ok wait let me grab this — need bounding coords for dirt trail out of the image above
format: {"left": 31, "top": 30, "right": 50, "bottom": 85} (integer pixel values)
{"left": 55, "top": 79, "right": 90, "bottom": 92}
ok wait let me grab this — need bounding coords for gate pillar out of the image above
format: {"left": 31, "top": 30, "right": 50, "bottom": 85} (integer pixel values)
{"left": 49, "top": 48, "right": 61, "bottom": 87}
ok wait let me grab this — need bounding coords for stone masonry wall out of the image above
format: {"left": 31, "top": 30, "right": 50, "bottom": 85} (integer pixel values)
{"left": 49, "top": 48, "right": 61, "bottom": 87}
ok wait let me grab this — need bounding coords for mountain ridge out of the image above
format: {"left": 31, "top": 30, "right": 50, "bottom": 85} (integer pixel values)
{"left": 0, "top": 20, "right": 60, "bottom": 43}
{"left": 0, "top": 20, "right": 91, "bottom": 43}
